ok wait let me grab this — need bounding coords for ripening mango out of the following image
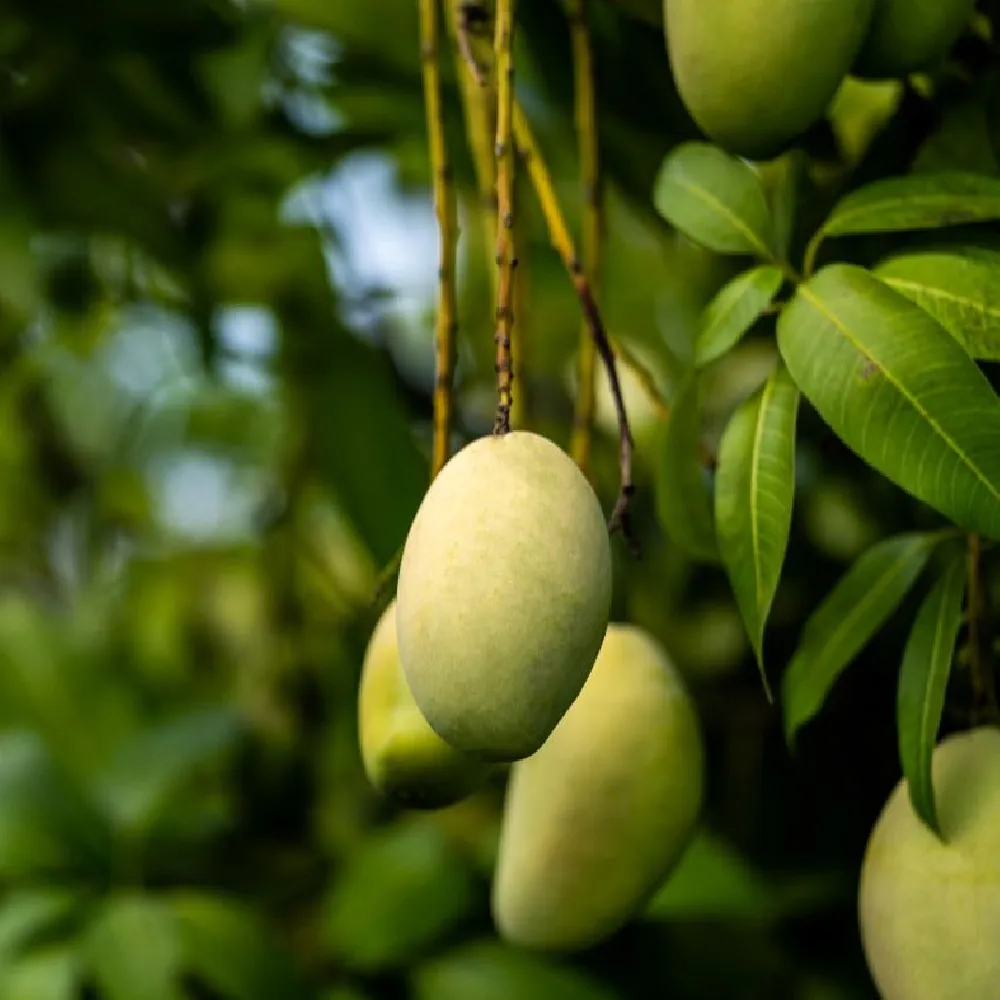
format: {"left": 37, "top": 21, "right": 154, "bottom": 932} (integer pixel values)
{"left": 665, "top": 0, "right": 874, "bottom": 159}
{"left": 359, "top": 600, "right": 491, "bottom": 809}
{"left": 858, "top": 727, "right": 1000, "bottom": 1000}
{"left": 492, "top": 623, "right": 705, "bottom": 951}
{"left": 396, "top": 431, "right": 613, "bottom": 763}
{"left": 853, "top": 0, "right": 976, "bottom": 80}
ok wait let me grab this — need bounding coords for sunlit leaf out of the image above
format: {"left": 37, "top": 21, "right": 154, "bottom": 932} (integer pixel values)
{"left": 873, "top": 250, "right": 1000, "bottom": 360}
{"left": 653, "top": 143, "right": 777, "bottom": 258}
{"left": 0, "top": 946, "right": 80, "bottom": 1000}
{"left": 715, "top": 362, "right": 799, "bottom": 695}
{"left": 897, "top": 548, "right": 967, "bottom": 839}
{"left": 782, "top": 533, "right": 944, "bottom": 745}
{"left": 694, "top": 265, "right": 784, "bottom": 368}
{"left": 778, "top": 265, "right": 1000, "bottom": 539}
{"left": 655, "top": 374, "right": 719, "bottom": 563}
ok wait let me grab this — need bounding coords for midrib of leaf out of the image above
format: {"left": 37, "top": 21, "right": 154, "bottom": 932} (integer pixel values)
{"left": 799, "top": 285, "right": 1000, "bottom": 507}
{"left": 750, "top": 376, "right": 777, "bottom": 626}
{"left": 918, "top": 585, "right": 951, "bottom": 790}
{"left": 669, "top": 175, "right": 773, "bottom": 260}
{"left": 883, "top": 278, "right": 1000, "bottom": 325}
{"left": 825, "top": 191, "right": 1000, "bottom": 232}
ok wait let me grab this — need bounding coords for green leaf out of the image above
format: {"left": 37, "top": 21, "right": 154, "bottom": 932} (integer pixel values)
{"left": 715, "top": 362, "right": 799, "bottom": 695}
{"left": 695, "top": 265, "right": 784, "bottom": 368}
{"left": 0, "top": 890, "right": 86, "bottom": 962}
{"left": 653, "top": 143, "right": 777, "bottom": 258}
{"left": 96, "top": 706, "right": 246, "bottom": 838}
{"left": 778, "top": 264, "right": 1000, "bottom": 540}
{"left": 0, "top": 947, "right": 80, "bottom": 1000}
{"left": 873, "top": 250, "right": 1000, "bottom": 361}
{"left": 322, "top": 819, "right": 476, "bottom": 973}
{"left": 782, "top": 533, "right": 942, "bottom": 745}
{"left": 655, "top": 374, "right": 719, "bottom": 563}
{"left": 171, "top": 892, "right": 310, "bottom": 1000}
{"left": 819, "top": 172, "right": 1000, "bottom": 239}
{"left": 411, "top": 941, "right": 617, "bottom": 1000}
{"left": 896, "top": 549, "right": 967, "bottom": 839}
{"left": 85, "top": 893, "right": 185, "bottom": 1000}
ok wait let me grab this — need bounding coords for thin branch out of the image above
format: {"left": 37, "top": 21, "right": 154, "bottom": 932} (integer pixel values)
{"left": 565, "top": 0, "right": 602, "bottom": 478}
{"left": 420, "top": 0, "right": 459, "bottom": 479}
{"left": 511, "top": 101, "right": 637, "bottom": 550}
{"left": 492, "top": 0, "right": 516, "bottom": 435}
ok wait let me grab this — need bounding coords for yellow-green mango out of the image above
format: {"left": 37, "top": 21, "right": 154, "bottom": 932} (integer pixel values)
{"left": 853, "top": 0, "right": 976, "bottom": 80}
{"left": 359, "top": 600, "right": 491, "bottom": 809}
{"left": 859, "top": 726, "right": 1000, "bottom": 1000}
{"left": 665, "top": 0, "right": 875, "bottom": 160}
{"left": 492, "top": 623, "right": 704, "bottom": 951}
{"left": 396, "top": 431, "right": 612, "bottom": 763}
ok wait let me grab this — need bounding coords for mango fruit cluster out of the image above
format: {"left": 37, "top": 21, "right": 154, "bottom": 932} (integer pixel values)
{"left": 357, "top": 431, "right": 705, "bottom": 951}
{"left": 662, "top": 0, "right": 977, "bottom": 159}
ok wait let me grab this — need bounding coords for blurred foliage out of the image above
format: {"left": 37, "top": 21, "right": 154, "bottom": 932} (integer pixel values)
{"left": 0, "top": 0, "right": 997, "bottom": 998}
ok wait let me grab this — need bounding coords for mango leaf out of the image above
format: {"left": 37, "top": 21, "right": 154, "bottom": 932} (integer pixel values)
{"left": 170, "top": 892, "right": 310, "bottom": 1000}
{"left": 818, "top": 172, "right": 1000, "bottom": 239}
{"left": 778, "top": 265, "right": 1000, "bottom": 540}
{"left": 653, "top": 143, "right": 777, "bottom": 258}
{"left": 655, "top": 374, "right": 719, "bottom": 563}
{"left": 0, "top": 946, "right": 80, "bottom": 1000}
{"left": 0, "top": 732, "right": 113, "bottom": 882}
{"left": 896, "top": 548, "right": 967, "bottom": 839}
{"left": 85, "top": 893, "right": 185, "bottom": 1000}
{"left": 873, "top": 250, "right": 1000, "bottom": 361}
{"left": 782, "top": 533, "right": 943, "bottom": 745}
{"left": 95, "top": 706, "right": 247, "bottom": 838}
{"left": 715, "top": 362, "right": 799, "bottom": 696}
{"left": 0, "top": 890, "right": 86, "bottom": 962}
{"left": 322, "top": 819, "right": 475, "bottom": 973}
{"left": 411, "top": 941, "right": 618, "bottom": 1000}
{"left": 695, "top": 265, "right": 785, "bottom": 368}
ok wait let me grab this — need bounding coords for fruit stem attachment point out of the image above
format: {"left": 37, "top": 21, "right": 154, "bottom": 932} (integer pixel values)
{"left": 420, "top": 0, "right": 459, "bottom": 479}
{"left": 492, "top": 0, "right": 516, "bottom": 437}
{"left": 565, "top": 0, "right": 601, "bottom": 480}
{"left": 966, "top": 533, "right": 1000, "bottom": 725}
{"left": 511, "top": 102, "right": 637, "bottom": 553}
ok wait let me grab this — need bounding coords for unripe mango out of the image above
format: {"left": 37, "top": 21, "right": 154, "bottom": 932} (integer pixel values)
{"left": 853, "top": 0, "right": 976, "bottom": 80}
{"left": 492, "top": 623, "right": 705, "bottom": 951}
{"left": 858, "top": 727, "right": 1000, "bottom": 1000}
{"left": 396, "top": 431, "right": 612, "bottom": 763}
{"left": 665, "top": 0, "right": 874, "bottom": 160}
{"left": 359, "top": 600, "right": 491, "bottom": 809}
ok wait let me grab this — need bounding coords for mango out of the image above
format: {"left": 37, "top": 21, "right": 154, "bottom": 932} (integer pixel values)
{"left": 396, "top": 431, "right": 612, "bottom": 763}
{"left": 358, "top": 600, "right": 491, "bottom": 809}
{"left": 853, "top": 0, "right": 976, "bottom": 80}
{"left": 665, "top": 0, "right": 874, "bottom": 160}
{"left": 492, "top": 623, "right": 705, "bottom": 951}
{"left": 858, "top": 726, "right": 1000, "bottom": 1000}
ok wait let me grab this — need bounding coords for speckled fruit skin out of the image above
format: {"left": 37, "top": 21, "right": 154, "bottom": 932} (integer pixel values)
{"left": 396, "top": 431, "right": 613, "bottom": 763}
{"left": 859, "top": 727, "right": 1000, "bottom": 1000}
{"left": 853, "top": 0, "right": 976, "bottom": 80}
{"left": 491, "top": 623, "right": 705, "bottom": 951}
{"left": 665, "top": 0, "right": 874, "bottom": 160}
{"left": 358, "top": 600, "right": 491, "bottom": 809}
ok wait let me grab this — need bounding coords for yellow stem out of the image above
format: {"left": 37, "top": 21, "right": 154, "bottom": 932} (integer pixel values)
{"left": 421, "top": 0, "right": 459, "bottom": 479}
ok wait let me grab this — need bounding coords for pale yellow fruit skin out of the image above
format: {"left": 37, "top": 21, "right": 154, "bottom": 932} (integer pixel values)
{"left": 492, "top": 623, "right": 705, "bottom": 951}
{"left": 359, "top": 600, "right": 491, "bottom": 809}
{"left": 666, "top": 0, "right": 874, "bottom": 160}
{"left": 396, "top": 431, "right": 613, "bottom": 763}
{"left": 853, "top": 0, "right": 976, "bottom": 80}
{"left": 858, "top": 727, "right": 1000, "bottom": 1000}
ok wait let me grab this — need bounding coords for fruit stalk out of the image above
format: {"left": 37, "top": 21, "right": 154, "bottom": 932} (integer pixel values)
{"left": 565, "top": 0, "right": 602, "bottom": 478}
{"left": 511, "top": 103, "right": 636, "bottom": 547}
{"left": 492, "top": 0, "right": 516, "bottom": 435}
{"left": 420, "top": 0, "right": 459, "bottom": 478}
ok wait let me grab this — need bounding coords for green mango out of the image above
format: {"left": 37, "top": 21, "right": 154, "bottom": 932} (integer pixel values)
{"left": 358, "top": 600, "right": 491, "bottom": 809}
{"left": 396, "top": 431, "right": 612, "bottom": 763}
{"left": 665, "top": 0, "right": 875, "bottom": 160}
{"left": 859, "top": 727, "right": 1000, "bottom": 1000}
{"left": 492, "top": 623, "right": 705, "bottom": 951}
{"left": 853, "top": 0, "right": 976, "bottom": 80}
